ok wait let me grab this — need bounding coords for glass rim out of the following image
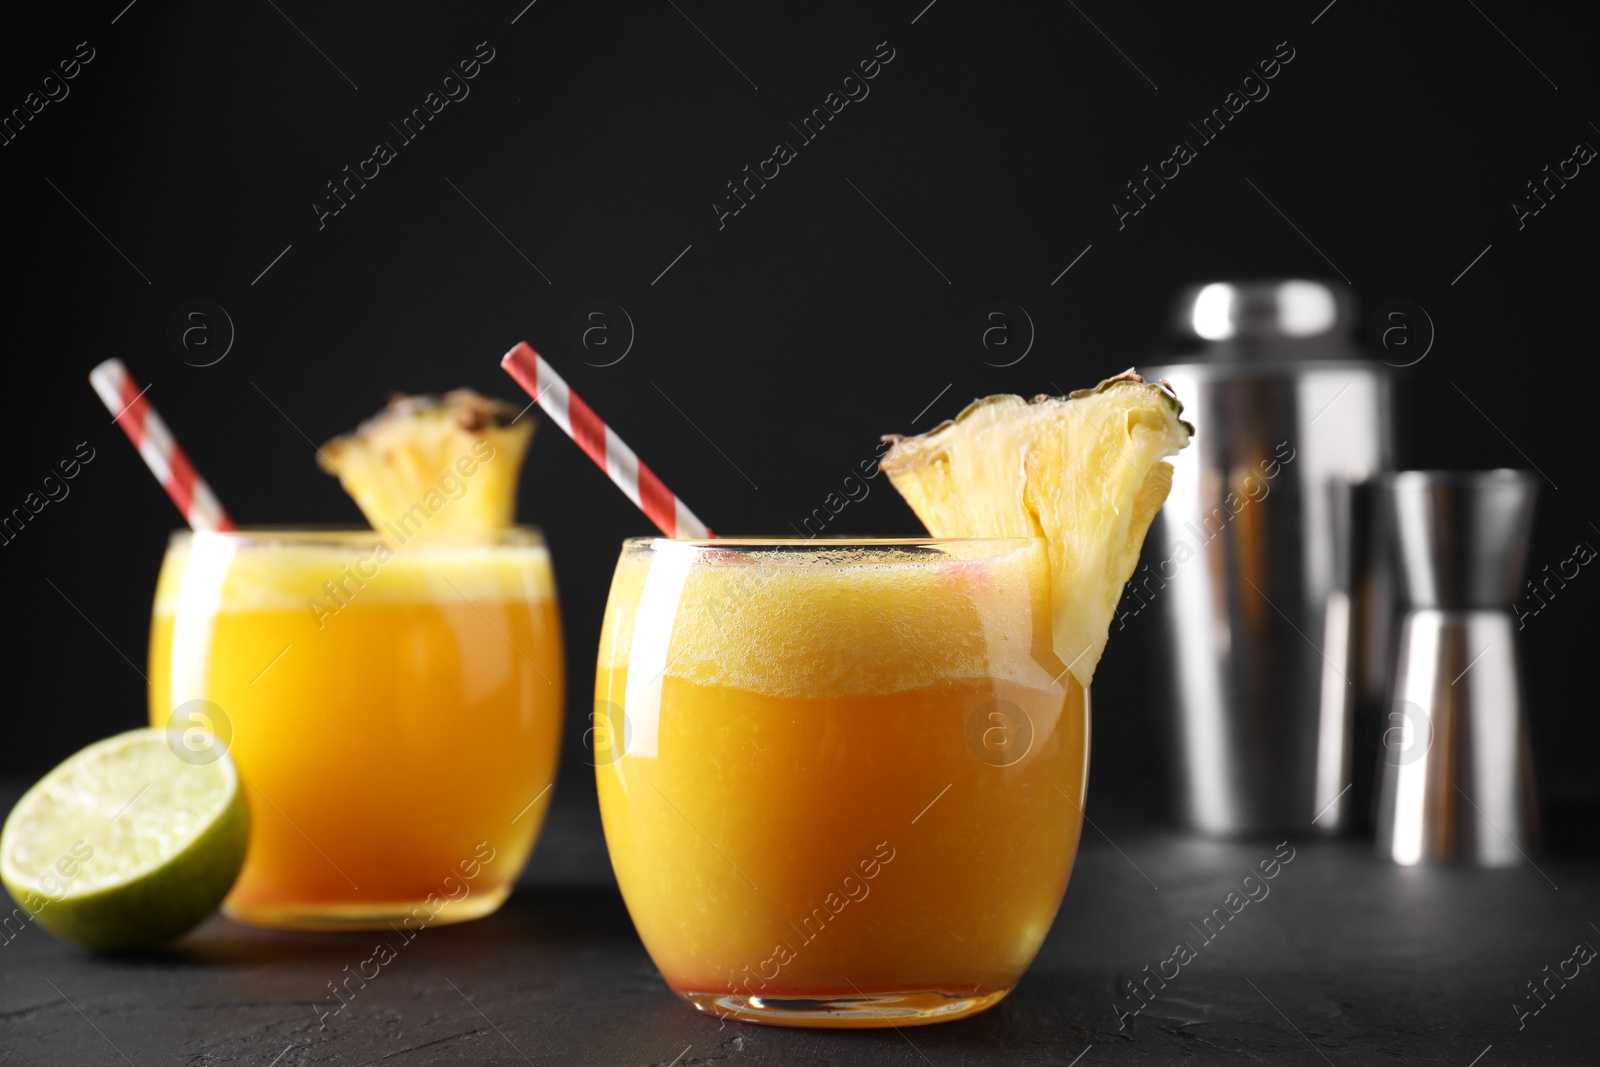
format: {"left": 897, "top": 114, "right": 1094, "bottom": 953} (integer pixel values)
{"left": 166, "top": 524, "right": 546, "bottom": 549}
{"left": 622, "top": 536, "right": 1041, "bottom": 554}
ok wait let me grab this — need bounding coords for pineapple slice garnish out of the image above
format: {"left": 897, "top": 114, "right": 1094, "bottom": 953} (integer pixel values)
{"left": 881, "top": 370, "right": 1191, "bottom": 687}
{"left": 318, "top": 390, "right": 533, "bottom": 540}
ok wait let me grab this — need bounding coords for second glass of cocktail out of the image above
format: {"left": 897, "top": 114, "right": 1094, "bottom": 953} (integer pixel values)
{"left": 151, "top": 526, "right": 563, "bottom": 930}
{"left": 595, "top": 537, "right": 1087, "bottom": 1026}
{"left": 148, "top": 387, "right": 565, "bottom": 930}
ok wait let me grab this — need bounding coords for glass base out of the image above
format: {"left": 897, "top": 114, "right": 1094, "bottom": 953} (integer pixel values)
{"left": 221, "top": 883, "right": 512, "bottom": 932}
{"left": 679, "top": 987, "right": 1010, "bottom": 1028}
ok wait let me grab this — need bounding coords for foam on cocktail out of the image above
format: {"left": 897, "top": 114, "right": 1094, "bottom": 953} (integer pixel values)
{"left": 152, "top": 534, "right": 555, "bottom": 616}
{"left": 599, "top": 540, "right": 1063, "bottom": 699}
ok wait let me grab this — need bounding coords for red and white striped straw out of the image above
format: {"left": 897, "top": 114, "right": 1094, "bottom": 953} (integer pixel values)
{"left": 500, "top": 342, "right": 711, "bottom": 539}
{"left": 88, "top": 358, "right": 235, "bottom": 532}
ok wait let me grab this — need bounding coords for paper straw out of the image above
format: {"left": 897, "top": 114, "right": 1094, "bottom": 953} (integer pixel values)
{"left": 500, "top": 342, "right": 711, "bottom": 538}
{"left": 88, "top": 358, "right": 235, "bottom": 532}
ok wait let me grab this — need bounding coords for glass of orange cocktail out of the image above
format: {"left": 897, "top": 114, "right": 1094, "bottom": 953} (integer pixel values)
{"left": 595, "top": 536, "right": 1087, "bottom": 1027}
{"left": 150, "top": 526, "right": 563, "bottom": 930}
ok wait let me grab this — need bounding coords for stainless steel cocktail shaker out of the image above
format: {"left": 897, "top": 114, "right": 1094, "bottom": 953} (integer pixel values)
{"left": 1143, "top": 280, "right": 1395, "bottom": 835}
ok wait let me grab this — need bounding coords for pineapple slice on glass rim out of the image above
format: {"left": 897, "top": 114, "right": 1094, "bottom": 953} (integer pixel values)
{"left": 318, "top": 389, "right": 534, "bottom": 541}
{"left": 881, "top": 370, "right": 1192, "bottom": 688}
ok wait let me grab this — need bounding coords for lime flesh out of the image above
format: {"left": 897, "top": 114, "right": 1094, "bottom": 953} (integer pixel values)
{"left": 0, "top": 728, "right": 249, "bottom": 951}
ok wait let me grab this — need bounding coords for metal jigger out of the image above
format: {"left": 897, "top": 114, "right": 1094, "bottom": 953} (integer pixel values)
{"left": 1375, "top": 470, "right": 1539, "bottom": 866}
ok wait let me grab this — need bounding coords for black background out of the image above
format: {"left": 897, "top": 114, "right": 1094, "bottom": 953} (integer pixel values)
{"left": 4, "top": 0, "right": 1595, "bottom": 830}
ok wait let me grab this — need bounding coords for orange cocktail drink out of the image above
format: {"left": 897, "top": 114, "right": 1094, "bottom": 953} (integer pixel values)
{"left": 150, "top": 527, "right": 562, "bottom": 930}
{"left": 595, "top": 538, "right": 1087, "bottom": 1027}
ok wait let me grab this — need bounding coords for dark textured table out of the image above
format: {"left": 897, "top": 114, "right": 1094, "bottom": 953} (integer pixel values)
{"left": 3, "top": 779, "right": 1595, "bottom": 1066}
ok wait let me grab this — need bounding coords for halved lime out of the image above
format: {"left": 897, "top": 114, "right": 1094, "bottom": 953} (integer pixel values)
{"left": 1, "top": 728, "right": 249, "bottom": 951}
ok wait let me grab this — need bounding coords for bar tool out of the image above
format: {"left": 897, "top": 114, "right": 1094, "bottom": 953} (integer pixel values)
{"left": 1145, "top": 279, "right": 1396, "bottom": 834}
{"left": 1375, "top": 470, "right": 1539, "bottom": 866}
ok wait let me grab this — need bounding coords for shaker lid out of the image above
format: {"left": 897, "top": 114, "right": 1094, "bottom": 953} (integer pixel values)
{"left": 1171, "top": 279, "right": 1359, "bottom": 360}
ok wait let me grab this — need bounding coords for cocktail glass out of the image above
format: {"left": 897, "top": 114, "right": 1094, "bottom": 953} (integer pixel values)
{"left": 149, "top": 527, "right": 563, "bottom": 931}
{"left": 595, "top": 537, "right": 1087, "bottom": 1027}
